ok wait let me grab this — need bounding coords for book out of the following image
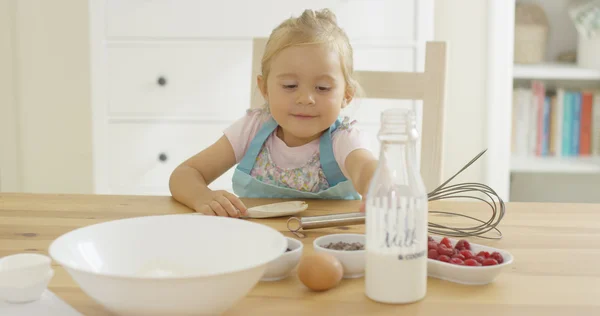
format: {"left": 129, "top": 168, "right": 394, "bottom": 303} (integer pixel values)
{"left": 593, "top": 91, "right": 600, "bottom": 155}
{"left": 511, "top": 81, "right": 599, "bottom": 158}
{"left": 550, "top": 89, "right": 564, "bottom": 156}
{"left": 580, "top": 91, "right": 593, "bottom": 155}
{"left": 532, "top": 81, "right": 545, "bottom": 156}
{"left": 572, "top": 92, "right": 581, "bottom": 156}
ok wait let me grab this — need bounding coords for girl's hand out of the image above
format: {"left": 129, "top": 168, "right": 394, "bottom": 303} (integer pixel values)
{"left": 195, "top": 190, "right": 247, "bottom": 217}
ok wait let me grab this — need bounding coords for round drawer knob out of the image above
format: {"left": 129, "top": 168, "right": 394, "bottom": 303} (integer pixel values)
{"left": 157, "top": 76, "right": 167, "bottom": 86}
{"left": 158, "top": 153, "right": 168, "bottom": 162}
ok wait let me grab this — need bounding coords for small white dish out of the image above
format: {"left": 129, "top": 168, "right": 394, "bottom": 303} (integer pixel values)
{"left": 245, "top": 201, "right": 308, "bottom": 219}
{"left": 0, "top": 269, "right": 55, "bottom": 303}
{"left": 261, "top": 237, "right": 303, "bottom": 281}
{"left": 0, "top": 253, "right": 52, "bottom": 288}
{"left": 313, "top": 234, "right": 365, "bottom": 279}
{"left": 428, "top": 235, "right": 514, "bottom": 285}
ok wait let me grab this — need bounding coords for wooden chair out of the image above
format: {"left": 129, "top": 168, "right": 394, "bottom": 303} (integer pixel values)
{"left": 249, "top": 38, "right": 447, "bottom": 192}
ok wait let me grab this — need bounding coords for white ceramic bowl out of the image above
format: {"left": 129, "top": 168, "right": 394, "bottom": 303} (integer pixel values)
{"left": 428, "top": 235, "right": 514, "bottom": 285}
{"left": 49, "top": 214, "right": 287, "bottom": 316}
{"left": 261, "top": 237, "right": 303, "bottom": 281}
{"left": 0, "top": 253, "right": 52, "bottom": 287}
{"left": 0, "top": 269, "right": 54, "bottom": 303}
{"left": 313, "top": 234, "right": 365, "bottom": 279}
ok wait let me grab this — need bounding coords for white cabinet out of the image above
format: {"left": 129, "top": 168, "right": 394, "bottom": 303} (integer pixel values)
{"left": 107, "top": 122, "right": 235, "bottom": 195}
{"left": 89, "top": 0, "right": 434, "bottom": 195}
{"left": 104, "top": 0, "right": 416, "bottom": 40}
{"left": 106, "top": 41, "right": 253, "bottom": 118}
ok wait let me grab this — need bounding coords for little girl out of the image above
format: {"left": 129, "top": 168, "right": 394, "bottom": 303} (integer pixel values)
{"left": 169, "top": 9, "right": 378, "bottom": 217}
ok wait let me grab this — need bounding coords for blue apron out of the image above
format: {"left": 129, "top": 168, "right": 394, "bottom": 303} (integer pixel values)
{"left": 232, "top": 117, "right": 361, "bottom": 200}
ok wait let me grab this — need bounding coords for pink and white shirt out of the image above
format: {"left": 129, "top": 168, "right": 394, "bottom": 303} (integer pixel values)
{"left": 223, "top": 109, "right": 371, "bottom": 181}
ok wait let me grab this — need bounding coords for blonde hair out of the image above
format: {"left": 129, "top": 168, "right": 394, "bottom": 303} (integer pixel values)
{"left": 261, "top": 9, "right": 362, "bottom": 99}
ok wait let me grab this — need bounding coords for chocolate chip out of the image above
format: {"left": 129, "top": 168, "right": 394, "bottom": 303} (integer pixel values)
{"left": 323, "top": 241, "right": 364, "bottom": 251}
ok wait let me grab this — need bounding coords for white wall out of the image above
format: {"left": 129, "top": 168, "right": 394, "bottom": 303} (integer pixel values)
{"left": 434, "top": 0, "right": 488, "bottom": 185}
{"left": 0, "top": 0, "right": 20, "bottom": 192}
{"left": 3, "top": 0, "right": 94, "bottom": 193}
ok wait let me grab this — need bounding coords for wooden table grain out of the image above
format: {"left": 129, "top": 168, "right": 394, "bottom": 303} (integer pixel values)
{"left": 1, "top": 193, "right": 600, "bottom": 315}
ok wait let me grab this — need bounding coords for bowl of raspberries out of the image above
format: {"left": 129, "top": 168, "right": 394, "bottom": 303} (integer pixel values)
{"left": 427, "top": 235, "right": 513, "bottom": 285}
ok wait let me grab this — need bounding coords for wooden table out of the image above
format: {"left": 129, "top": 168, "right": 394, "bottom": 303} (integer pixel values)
{"left": 1, "top": 193, "right": 600, "bottom": 315}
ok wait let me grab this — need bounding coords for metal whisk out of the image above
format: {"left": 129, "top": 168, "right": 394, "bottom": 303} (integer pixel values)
{"left": 426, "top": 149, "right": 505, "bottom": 239}
{"left": 287, "top": 149, "right": 506, "bottom": 239}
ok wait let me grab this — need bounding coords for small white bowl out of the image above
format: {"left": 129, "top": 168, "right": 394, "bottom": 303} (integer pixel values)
{"left": 0, "top": 253, "right": 52, "bottom": 288}
{"left": 261, "top": 237, "right": 303, "bottom": 281}
{"left": 313, "top": 234, "right": 365, "bottom": 279}
{"left": 0, "top": 268, "right": 55, "bottom": 303}
{"left": 428, "top": 235, "right": 514, "bottom": 285}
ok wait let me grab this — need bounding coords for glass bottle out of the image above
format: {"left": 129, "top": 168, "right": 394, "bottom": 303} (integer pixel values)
{"left": 364, "top": 108, "right": 429, "bottom": 304}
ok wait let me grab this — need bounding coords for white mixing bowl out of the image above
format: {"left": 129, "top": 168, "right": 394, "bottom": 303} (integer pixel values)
{"left": 49, "top": 214, "right": 287, "bottom": 316}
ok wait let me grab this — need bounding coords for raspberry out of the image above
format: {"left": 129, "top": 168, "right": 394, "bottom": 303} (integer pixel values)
{"left": 440, "top": 237, "right": 452, "bottom": 248}
{"left": 428, "top": 241, "right": 438, "bottom": 250}
{"left": 460, "top": 250, "right": 474, "bottom": 259}
{"left": 474, "top": 256, "right": 485, "bottom": 264}
{"left": 437, "top": 244, "right": 454, "bottom": 256}
{"left": 452, "top": 254, "right": 466, "bottom": 261}
{"left": 491, "top": 252, "right": 504, "bottom": 264}
{"left": 455, "top": 239, "right": 471, "bottom": 250}
{"left": 428, "top": 249, "right": 439, "bottom": 259}
{"left": 477, "top": 251, "right": 491, "bottom": 259}
{"left": 438, "top": 255, "right": 451, "bottom": 263}
{"left": 450, "top": 257, "right": 464, "bottom": 265}
{"left": 453, "top": 248, "right": 460, "bottom": 256}
{"left": 483, "top": 258, "right": 499, "bottom": 266}
{"left": 464, "top": 259, "right": 479, "bottom": 266}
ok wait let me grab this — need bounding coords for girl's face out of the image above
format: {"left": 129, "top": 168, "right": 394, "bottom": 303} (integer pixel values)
{"left": 258, "top": 44, "right": 350, "bottom": 146}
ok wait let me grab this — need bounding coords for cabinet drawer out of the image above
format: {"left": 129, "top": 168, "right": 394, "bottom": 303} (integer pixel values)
{"left": 106, "top": 122, "right": 235, "bottom": 195}
{"left": 105, "top": 0, "right": 415, "bottom": 41}
{"left": 107, "top": 41, "right": 252, "bottom": 118}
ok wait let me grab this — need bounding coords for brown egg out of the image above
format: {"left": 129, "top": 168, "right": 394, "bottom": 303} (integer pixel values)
{"left": 297, "top": 252, "right": 343, "bottom": 291}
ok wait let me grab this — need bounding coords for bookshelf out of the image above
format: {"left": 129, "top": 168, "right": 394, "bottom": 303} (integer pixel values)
{"left": 510, "top": 62, "right": 600, "bottom": 175}
{"left": 505, "top": 1, "right": 600, "bottom": 203}
{"left": 477, "top": 0, "right": 600, "bottom": 202}
{"left": 511, "top": 62, "right": 600, "bottom": 174}
{"left": 510, "top": 74, "right": 600, "bottom": 175}
{"left": 514, "top": 63, "right": 600, "bottom": 81}
{"left": 511, "top": 155, "right": 600, "bottom": 174}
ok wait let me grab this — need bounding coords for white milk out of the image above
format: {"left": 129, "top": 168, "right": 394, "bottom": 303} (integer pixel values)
{"left": 364, "top": 108, "right": 429, "bottom": 304}
{"left": 365, "top": 250, "right": 427, "bottom": 304}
